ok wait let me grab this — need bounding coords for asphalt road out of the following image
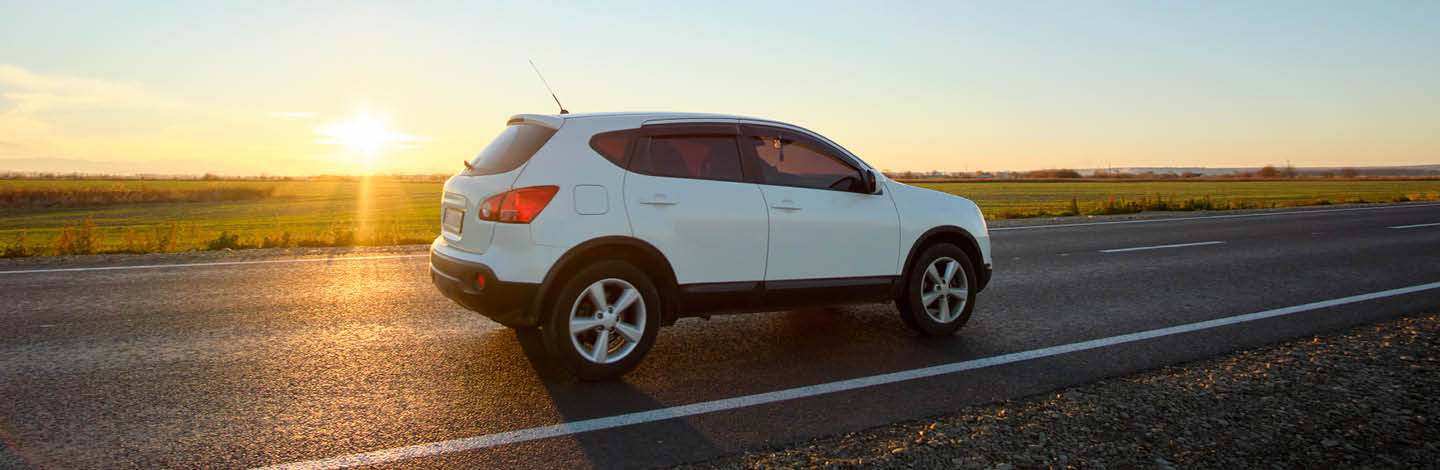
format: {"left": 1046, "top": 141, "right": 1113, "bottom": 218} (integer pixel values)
{"left": 3, "top": 203, "right": 1439, "bottom": 469}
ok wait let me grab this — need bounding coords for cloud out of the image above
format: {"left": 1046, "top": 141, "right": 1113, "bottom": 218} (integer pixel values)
{"left": 0, "top": 64, "right": 192, "bottom": 148}
{"left": 271, "top": 111, "right": 317, "bottom": 120}
{"left": 0, "top": 64, "right": 173, "bottom": 114}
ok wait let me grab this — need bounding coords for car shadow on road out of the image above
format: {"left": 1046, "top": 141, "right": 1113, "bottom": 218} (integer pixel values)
{"left": 508, "top": 327, "right": 726, "bottom": 470}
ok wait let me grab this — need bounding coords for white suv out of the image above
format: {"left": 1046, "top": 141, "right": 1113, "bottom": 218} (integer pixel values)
{"left": 430, "top": 112, "right": 992, "bottom": 380}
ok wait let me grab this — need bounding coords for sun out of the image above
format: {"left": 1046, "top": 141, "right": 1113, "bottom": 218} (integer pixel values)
{"left": 316, "top": 113, "right": 414, "bottom": 164}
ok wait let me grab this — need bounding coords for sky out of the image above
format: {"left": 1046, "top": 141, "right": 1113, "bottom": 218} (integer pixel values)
{"left": 1, "top": 0, "right": 1438, "bottom": 175}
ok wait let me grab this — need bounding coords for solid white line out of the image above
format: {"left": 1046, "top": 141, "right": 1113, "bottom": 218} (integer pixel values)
{"left": 1099, "top": 241, "right": 1226, "bottom": 253}
{"left": 1389, "top": 222, "right": 1440, "bottom": 229}
{"left": 250, "top": 280, "right": 1440, "bottom": 470}
{"left": 990, "top": 202, "right": 1440, "bottom": 231}
{"left": 0, "top": 254, "right": 428, "bottom": 275}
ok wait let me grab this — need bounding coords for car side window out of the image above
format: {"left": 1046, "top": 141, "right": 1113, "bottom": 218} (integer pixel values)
{"left": 630, "top": 136, "right": 744, "bottom": 182}
{"left": 589, "top": 130, "right": 632, "bottom": 167}
{"left": 745, "top": 134, "right": 864, "bottom": 192}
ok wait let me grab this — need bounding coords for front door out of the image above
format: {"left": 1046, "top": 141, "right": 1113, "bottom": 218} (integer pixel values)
{"left": 741, "top": 126, "right": 900, "bottom": 281}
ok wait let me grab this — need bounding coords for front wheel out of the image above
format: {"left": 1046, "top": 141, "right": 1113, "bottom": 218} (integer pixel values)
{"left": 541, "top": 260, "right": 661, "bottom": 381}
{"left": 896, "top": 243, "right": 977, "bottom": 335}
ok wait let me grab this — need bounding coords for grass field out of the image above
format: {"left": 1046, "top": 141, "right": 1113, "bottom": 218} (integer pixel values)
{"left": 2, "top": 178, "right": 1438, "bottom": 256}
{"left": 917, "top": 180, "right": 1440, "bottom": 219}
{"left": 0, "top": 178, "right": 439, "bottom": 256}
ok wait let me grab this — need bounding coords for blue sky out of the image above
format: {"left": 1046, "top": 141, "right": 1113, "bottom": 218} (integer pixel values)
{"left": 2, "top": 0, "right": 1437, "bottom": 174}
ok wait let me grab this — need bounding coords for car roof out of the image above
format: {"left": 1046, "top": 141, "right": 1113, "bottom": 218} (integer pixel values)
{"left": 562, "top": 111, "right": 764, "bottom": 121}
{"left": 504, "top": 111, "right": 870, "bottom": 169}
{"left": 508, "top": 111, "right": 792, "bottom": 129}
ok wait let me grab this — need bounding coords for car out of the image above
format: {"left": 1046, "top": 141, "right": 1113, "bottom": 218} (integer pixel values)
{"left": 429, "top": 112, "right": 992, "bottom": 380}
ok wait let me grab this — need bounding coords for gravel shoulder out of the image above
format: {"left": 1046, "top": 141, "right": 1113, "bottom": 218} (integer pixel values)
{"left": 674, "top": 314, "right": 1440, "bottom": 470}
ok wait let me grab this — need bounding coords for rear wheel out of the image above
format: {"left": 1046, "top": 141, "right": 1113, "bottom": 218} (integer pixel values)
{"left": 896, "top": 243, "right": 976, "bottom": 335}
{"left": 541, "top": 260, "right": 661, "bottom": 381}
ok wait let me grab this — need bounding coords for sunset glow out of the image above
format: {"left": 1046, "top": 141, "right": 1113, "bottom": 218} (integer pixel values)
{"left": 1, "top": 1, "right": 1438, "bottom": 175}
{"left": 315, "top": 113, "right": 414, "bottom": 165}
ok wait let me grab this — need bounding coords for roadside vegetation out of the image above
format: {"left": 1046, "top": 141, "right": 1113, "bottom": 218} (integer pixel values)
{"left": 915, "top": 180, "right": 1440, "bottom": 220}
{"left": 887, "top": 163, "right": 1436, "bottom": 180}
{"left": 1, "top": 177, "right": 439, "bottom": 257}
{"left": 2, "top": 174, "right": 1438, "bottom": 257}
{"left": 0, "top": 183, "right": 275, "bottom": 209}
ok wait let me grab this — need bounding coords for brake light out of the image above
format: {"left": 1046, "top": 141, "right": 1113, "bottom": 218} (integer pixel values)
{"left": 478, "top": 186, "right": 559, "bottom": 223}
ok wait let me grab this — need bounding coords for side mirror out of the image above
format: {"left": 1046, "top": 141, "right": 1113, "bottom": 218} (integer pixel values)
{"left": 863, "top": 170, "right": 878, "bottom": 194}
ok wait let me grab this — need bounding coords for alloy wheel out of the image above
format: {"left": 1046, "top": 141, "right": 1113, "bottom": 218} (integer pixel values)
{"left": 920, "top": 256, "right": 969, "bottom": 323}
{"left": 566, "top": 278, "right": 647, "bottom": 364}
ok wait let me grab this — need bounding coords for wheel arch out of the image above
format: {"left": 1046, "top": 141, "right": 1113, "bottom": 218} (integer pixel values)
{"left": 534, "top": 236, "right": 683, "bottom": 326}
{"left": 896, "top": 226, "right": 990, "bottom": 297}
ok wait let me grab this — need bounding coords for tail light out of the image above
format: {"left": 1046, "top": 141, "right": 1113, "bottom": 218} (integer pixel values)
{"left": 478, "top": 186, "right": 559, "bottom": 223}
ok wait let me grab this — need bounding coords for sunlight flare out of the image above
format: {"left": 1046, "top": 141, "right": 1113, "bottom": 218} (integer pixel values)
{"left": 315, "top": 112, "right": 426, "bottom": 166}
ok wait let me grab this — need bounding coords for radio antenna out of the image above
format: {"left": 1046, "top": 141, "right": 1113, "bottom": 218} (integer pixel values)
{"left": 528, "top": 59, "right": 569, "bottom": 115}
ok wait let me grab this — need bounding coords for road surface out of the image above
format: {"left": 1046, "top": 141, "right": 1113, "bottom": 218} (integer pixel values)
{"left": 3, "top": 203, "right": 1439, "bottom": 469}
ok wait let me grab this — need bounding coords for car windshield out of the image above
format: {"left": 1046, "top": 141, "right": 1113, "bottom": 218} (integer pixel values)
{"left": 466, "top": 122, "right": 557, "bottom": 175}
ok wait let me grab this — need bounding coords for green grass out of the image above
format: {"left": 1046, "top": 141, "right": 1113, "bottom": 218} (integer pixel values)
{"left": 0, "top": 178, "right": 441, "bottom": 255}
{"left": 914, "top": 180, "right": 1440, "bottom": 219}
{"left": 2, "top": 178, "right": 1439, "bottom": 257}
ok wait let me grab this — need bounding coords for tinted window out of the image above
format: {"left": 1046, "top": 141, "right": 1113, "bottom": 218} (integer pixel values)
{"left": 746, "top": 135, "right": 863, "bottom": 192}
{"left": 631, "top": 136, "right": 743, "bottom": 182}
{"left": 589, "top": 131, "right": 631, "bottom": 167}
{"left": 467, "top": 123, "right": 556, "bottom": 175}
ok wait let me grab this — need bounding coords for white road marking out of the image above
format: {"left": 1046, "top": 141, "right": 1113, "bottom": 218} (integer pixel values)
{"left": 1099, "top": 241, "right": 1226, "bottom": 253}
{"left": 0, "top": 254, "right": 428, "bottom": 275}
{"left": 1389, "top": 222, "right": 1440, "bottom": 229}
{"left": 250, "top": 280, "right": 1440, "bottom": 470}
{"left": 991, "top": 202, "right": 1440, "bottom": 231}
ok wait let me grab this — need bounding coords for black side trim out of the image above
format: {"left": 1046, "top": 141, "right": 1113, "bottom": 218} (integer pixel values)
{"left": 762, "top": 276, "right": 895, "bottom": 310}
{"left": 678, "top": 281, "right": 763, "bottom": 314}
{"left": 765, "top": 276, "right": 891, "bottom": 291}
{"left": 681, "top": 281, "right": 760, "bottom": 294}
{"left": 673, "top": 276, "right": 896, "bottom": 317}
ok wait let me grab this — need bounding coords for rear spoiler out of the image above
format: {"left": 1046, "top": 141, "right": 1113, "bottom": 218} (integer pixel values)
{"left": 506, "top": 114, "right": 564, "bottom": 130}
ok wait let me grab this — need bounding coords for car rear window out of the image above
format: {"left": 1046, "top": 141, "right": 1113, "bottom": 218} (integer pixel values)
{"left": 466, "top": 123, "right": 557, "bottom": 175}
{"left": 631, "top": 136, "right": 743, "bottom": 182}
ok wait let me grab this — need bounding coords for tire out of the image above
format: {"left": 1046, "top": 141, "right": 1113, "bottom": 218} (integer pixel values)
{"left": 541, "top": 260, "right": 662, "bottom": 381}
{"left": 895, "top": 243, "right": 977, "bottom": 335}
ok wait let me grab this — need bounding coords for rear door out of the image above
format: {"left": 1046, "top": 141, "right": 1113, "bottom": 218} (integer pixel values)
{"left": 623, "top": 123, "right": 769, "bottom": 285}
{"left": 740, "top": 124, "right": 900, "bottom": 281}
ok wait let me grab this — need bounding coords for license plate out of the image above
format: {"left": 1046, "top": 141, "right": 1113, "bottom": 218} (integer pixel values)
{"left": 442, "top": 207, "right": 464, "bottom": 234}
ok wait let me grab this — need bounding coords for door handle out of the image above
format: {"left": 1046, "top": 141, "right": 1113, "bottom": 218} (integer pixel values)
{"left": 638, "top": 194, "right": 677, "bottom": 206}
{"left": 770, "top": 200, "right": 802, "bottom": 211}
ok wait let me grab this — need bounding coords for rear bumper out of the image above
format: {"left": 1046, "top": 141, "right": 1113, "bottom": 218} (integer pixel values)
{"left": 430, "top": 249, "right": 541, "bottom": 327}
{"left": 978, "top": 263, "right": 993, "bottom": 292}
